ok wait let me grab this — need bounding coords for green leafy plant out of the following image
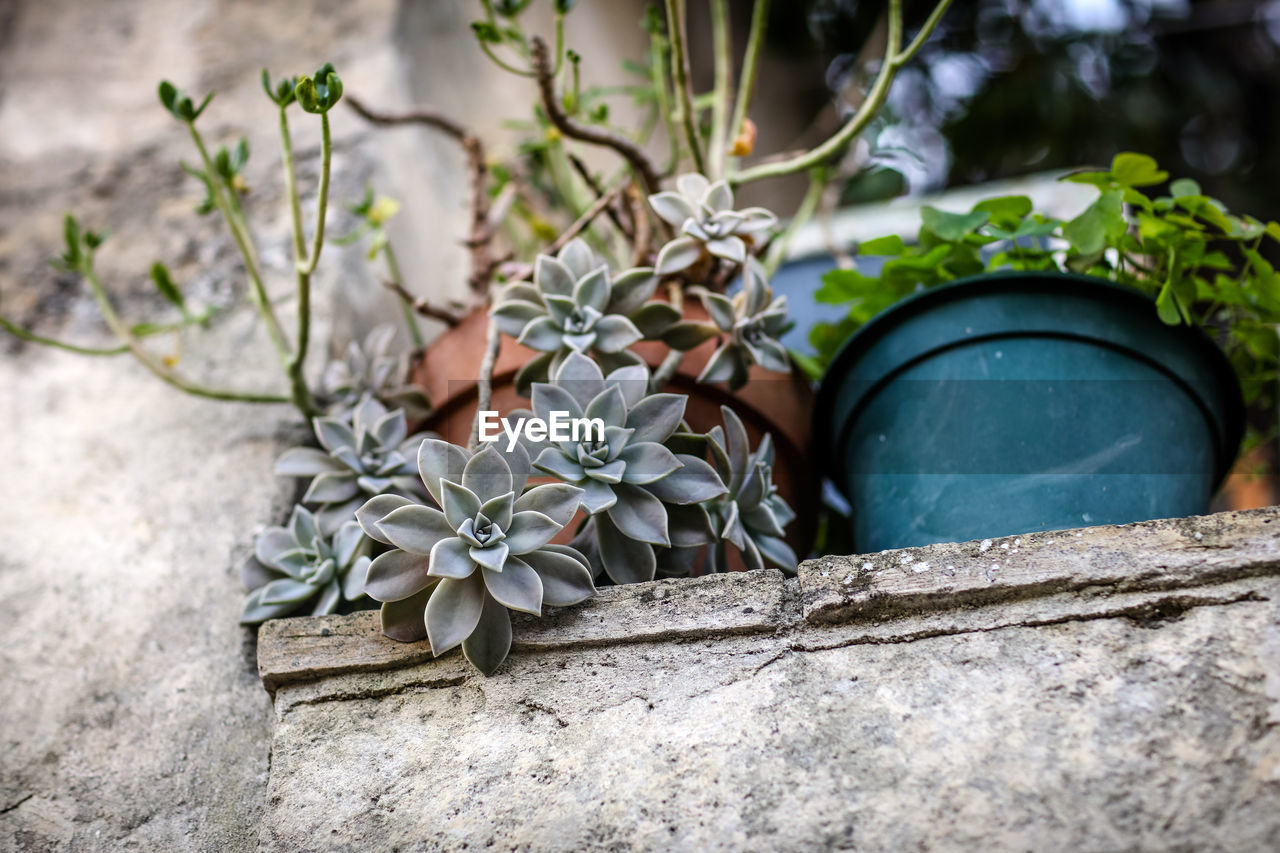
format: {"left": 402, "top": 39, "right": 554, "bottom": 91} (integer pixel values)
{"left": 808, "top": 152, "right": 1280, "bottom": 425}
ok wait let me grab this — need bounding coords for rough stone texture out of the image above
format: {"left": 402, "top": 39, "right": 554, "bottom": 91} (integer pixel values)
{"left": 258, "top": 508, "right": 1280, "bottom": 852}
{"left": 1, "top": 1, "right": 418, "bottom": 850}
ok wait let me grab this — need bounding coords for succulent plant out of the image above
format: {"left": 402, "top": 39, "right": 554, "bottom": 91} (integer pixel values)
{"left": 240, "top": 505, "right": 371, "bottom": 624}
{"left": 355, "top": 439, "right": 594, "bottom": 675}
{"left": 650, "top": 173, "right": 777, "bottom": 274}
{"left": 704, "top": 406, "right": 797, "bottom": 572}
{"left": 692, "top": 257, "right": 791, "bottom": 390}
{"left": 492, "top": 238, "right": 669, "bottom": 388}
{"left": 516, "top": 352, "right": 727, "bottom": 584}
{"left": 275, "top": 396, "right": 431, "bottom": 535}
{"left": 319, "top": 324, "right": 432, "bottom": 421}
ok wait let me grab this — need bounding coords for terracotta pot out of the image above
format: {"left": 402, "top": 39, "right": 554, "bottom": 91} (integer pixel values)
{"left": 411, "top": 304, "right": 816, "bottom": 557}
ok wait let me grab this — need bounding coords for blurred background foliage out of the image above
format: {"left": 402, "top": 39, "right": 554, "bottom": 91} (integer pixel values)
{"left": 779, "top": 0, "right": 1280, "bottom": 220}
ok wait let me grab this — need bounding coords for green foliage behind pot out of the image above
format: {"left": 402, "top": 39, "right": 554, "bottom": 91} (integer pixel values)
{"left": 808, "top": 153, "right": 1280, "bottom": 431}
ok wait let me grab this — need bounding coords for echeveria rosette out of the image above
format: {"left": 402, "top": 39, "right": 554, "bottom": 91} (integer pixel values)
{"left": 275, "top": 396, "right": 432, "bottom": 535}
{"left": 518, "top": 353, "right": 727, "bottom": 585}
{"left": 240, "top": 505, "right": 372, "bottom": 624}
{"left": 694, "top": 257, "right": 791, "bottom": 391}
{"left": 320, "top": 324, "right": 431, "bottom": 421}
{"left": 355, "top": 440, "right": 595, "bottom": 675}
{"left": 491, "top": 238, "right": 665, "bottom": 390}
{"left": 650, "top": 173, "right": 777, "bottom": 274}
{"left": 704, "top": 406, "right": 798, "bottom": 573}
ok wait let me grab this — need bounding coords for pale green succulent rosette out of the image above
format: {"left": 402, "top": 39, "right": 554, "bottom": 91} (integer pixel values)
{"left": 240, "top": 505, "right": 372, "bottom": 624}
{"left": 491, "top": 238, "right": 667, "bottom": 390}
{"left": 516, "top": 352, "right": 728, "bottom": 585}
{"left": 274, "top": 396, "right": 432, "bottom": 535}
{"left": 650, "top": 173, "right": 777, "bottom": 274}
{"left": 693, "top": 256, "right": 791, "bottom": 390}
{"left": 320, "top": 324, "right": 432, "bottom": 421}
{"left": 355, "top": 440, "right": 594, "bottom": 675}
{"left": 704, "top": 406, "right": 798, "bottom": 573}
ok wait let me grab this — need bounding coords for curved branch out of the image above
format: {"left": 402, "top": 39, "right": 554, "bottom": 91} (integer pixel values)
{"left": 730, "top": 0, "right": 952, "bottom": 187}
{"left": 529, "top": 37, "right": 662, "bottom": 195}
{"left": 346, "top": 94, "right": 498, "bottom": 294}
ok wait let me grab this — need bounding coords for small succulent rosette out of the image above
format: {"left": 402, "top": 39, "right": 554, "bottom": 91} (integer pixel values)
{"left": 355, "top": 439, "right": 595, "bottom": 675}
{"left": 692, "top": 257, "right": 791, "bottom": 390}
{"left": 491, "top": 238, "right": 667, "bottom": 389}
{"left": 703, "top": 406, "right": 798, "bottom": 573}
{"left": 320, "top": 324, "right": 431, "bottom": 421}
{"left": 512, "top": 352, "right": 728, "bottom": 585}
{"left": 650, "top": 173, "right": 777, "bottom": 274}
{"left": 241, "top": 505, "right": 371, "bottom": 624}
{"left": 275, "top": 396, "right": 432, "bottom": 535}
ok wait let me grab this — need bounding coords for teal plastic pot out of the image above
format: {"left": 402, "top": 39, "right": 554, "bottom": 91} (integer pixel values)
{"left": 813, "top": 271, "right": 1244, "bottom": 553}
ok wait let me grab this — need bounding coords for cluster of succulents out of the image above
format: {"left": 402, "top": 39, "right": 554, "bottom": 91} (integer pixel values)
{"left": 650, "top": 174, "right": 777, "bottom": 274}
{"left": 319, "top": 324, "right": 432, "bottom": 420}
{"left": 241, "top": 170, "right": 800, "bottom": 676}
{"left": 274, "top": 396, "right": 431, "bottom": 534}
{"left": 355, "top": 440, "right": 594, "bottom": 674}
{"left": 240, "top": 506, "right": 371, "bottom": 624}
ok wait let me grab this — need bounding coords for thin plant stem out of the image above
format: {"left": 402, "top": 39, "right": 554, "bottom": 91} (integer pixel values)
{"left": 731, "top": 0, "right": 952, "bottom": 187}
{"left": 470, "top": 315, "right": 502, "bottom": 450}
{"left": 300, "top": 113, "right": 332, "bottom": 276}
{"left": 649, "top": 31, "right": 681, "bottom": 175}
{"left": 650, "top": 282, "right": 685, "bottom": 391}
{"left": 383, "top": 243, "right": 425, "bottom": 349}
{"left": 708, "top": 0, "right": 732, "bottom": 179}
{"left": 0, "top": 315, "right": 128, "bottom": 355}
{"left": 81, "top": 263, "right": 289, "bottom": 405}
{"left": 727, "top": 0, "right": 771, "bottom": 171}
{"left": 279, "top": 106, "right": 307, "bottom": 260}
{"left": 664, "top": 0, "right": 706, "bottom": 174}
{"left": 188, "top": 124, "right": 291, "bottom": 364}
{"left": 764, "top": 167, "right": 826, "bottom": 276}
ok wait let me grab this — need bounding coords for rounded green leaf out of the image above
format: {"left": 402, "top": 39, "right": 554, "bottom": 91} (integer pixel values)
{"left": 482, "top": 556, "right": 544, "bottom": 615}
{"left": 462, "top": 591, "right": 513, "bottom": 675}
{"left": 364, "top": 549, "right": 434, "bottom": 602}
{"left": 425, "top": 574, "right": 486, "bottom": 655}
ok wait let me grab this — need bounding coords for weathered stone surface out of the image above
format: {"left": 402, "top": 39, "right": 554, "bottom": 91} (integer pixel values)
{"left": 256, "top": 508, "right": 1280, "bottom": 851}
{"left": 259, "top": 569, "right": 789, "bottom": 691}
{"left": 799, "top": 508, "right": 1280, "bottom": 624}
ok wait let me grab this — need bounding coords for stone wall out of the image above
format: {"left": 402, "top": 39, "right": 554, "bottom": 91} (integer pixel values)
{"left": 256, "top": 509, "right": 1280, "bottom": 852}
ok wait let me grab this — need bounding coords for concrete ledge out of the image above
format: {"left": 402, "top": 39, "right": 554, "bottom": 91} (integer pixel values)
{"left": 253, "top": 507, "right": 1280, "bottom": 851}
{"left": 258, "top": 569, "right": 790, "bottom": 692}
{"left": 259, "top": 507, "right": 1280, "bottom": 693}
{"left": 799, "top": 507, "right": 1280, "bottom": 624}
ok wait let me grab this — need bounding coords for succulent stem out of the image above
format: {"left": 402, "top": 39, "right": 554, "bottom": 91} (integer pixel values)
{"left": 726, "top": 0, "right": 771, "bottom": 174}
{"left": 663, "top": 0, "right": 706, "bottom": 175}
{"left": 707, "top": 0, "right": 731, "bottom": 180}
{"left": 188, "top": 124, "right": 292, "bottom": 365}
